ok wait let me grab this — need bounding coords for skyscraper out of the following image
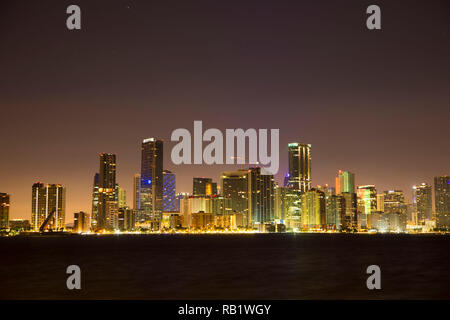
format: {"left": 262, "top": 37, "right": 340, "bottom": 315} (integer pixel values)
{"left": 31, "top": 183, "right": 66, "bottom": 231}
{"left": 275, "top": 187, "right": 302, "bottom": 230}
{"left": 117, "top": 186, "right": 127, "bottom": 208}
{"left": 193, "top": 178, "right": 211, "bottom": 196}
{"left": 193, "top": 177, "right": 217, "bottom": 196}
{"left": 287, "top": 143, "right": 311, "bottom": 193}
{"left": 327, "top": 194, "right": 346, "bottom": 230}
{"left": 133, "top": 173, "right": 141, "bottom": 210}
{"left": 341, "top": 192, "right": 358, "bottom": 231}
{"left": 0, "top": 193, "right": 10, "bottom": 229}
{"left": 222, "top": 170, "right": 249, "bottom": 223}
{"left": 335, "top": 170, "right": 355, "bottom": 194}
{"left": 383, "top": 190, "right": 407, "bottom": 232}
{"left": 97, "top": 153, "right": 116, "bottom": 230}
{"left": 91, "top": 173, "right": 100, "bottom": 229}
{"left": 118, "top": 208, "right": 136, "bottom": 231}
{"left": 163, "top": 170, "right": 177, "bottom": 212}
{"left": 434, "top": 175, "right": 450, "bottom": 229}
{"left": 357, "top": 185, "right": 377, "bottom": 229}
{"left": 140, "top": 138, "right": 163, "bottom": 223}
{"left": 73, "top": 211, "right": 90, "bottom": 233}
{"left": 301, "top": 188, "right": 326, "bottom": 230}
{"left": 412, "top": 183, "right": 432, "bottom": 224}
{"left": 376, "top": 193, "right": 385, "bottom": 212}
{"left": 248, "top": 167, "right": 275, "bottom": 225}
{"left": 316, "top": 185, "right": 340, "bottom": 230}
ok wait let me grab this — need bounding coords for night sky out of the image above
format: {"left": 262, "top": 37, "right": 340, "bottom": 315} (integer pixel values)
{"left": 1, "top": 0, "right": 449, "bottom": 220}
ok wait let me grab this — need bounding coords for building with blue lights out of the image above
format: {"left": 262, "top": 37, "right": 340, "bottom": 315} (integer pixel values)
{"left": 163, "top": 170, "right": 177, "bottom": 212}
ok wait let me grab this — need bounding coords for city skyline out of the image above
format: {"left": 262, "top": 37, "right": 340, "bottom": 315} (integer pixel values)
{"left": 1, "top": 1, "right": 449, "bottom": 220}
{"left": 0, "top": 136, "right": 448, "bottom": 222}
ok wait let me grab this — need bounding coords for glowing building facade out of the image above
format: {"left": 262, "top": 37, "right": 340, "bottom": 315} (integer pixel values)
{"left": 0, "top": 193, "right": 10, "bottom": 229}
{"left": 412, "top": 183, "right": 432, "bottom": 224}
{"left": 287, "top": 143, "right": 311, "bottom": 193}
{"left": 140, "top": 138, "right": 163, "bottom": 224}
{"left": 435, "top": 175, "right": 450, "bottom": 229}
{"left": 31, "top": 183, "right": 66, "bottom": 231}
{"left": 163, "top": 170, "right": 177, "bottom": 212}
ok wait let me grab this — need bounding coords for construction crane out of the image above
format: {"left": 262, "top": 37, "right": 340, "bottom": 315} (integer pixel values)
{"left": 39, "top": 209, "right": 57, "bottom": 233}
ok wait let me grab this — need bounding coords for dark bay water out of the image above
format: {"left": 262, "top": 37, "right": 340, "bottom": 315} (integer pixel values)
{"left": 0, "top": 234, "right": 449, "bottom": 299}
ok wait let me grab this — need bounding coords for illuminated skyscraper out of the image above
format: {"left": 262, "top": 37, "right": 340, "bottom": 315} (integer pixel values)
{"left": 193, "top": 177, "right": 210, "bottom": 196}
{"left": 179, "top": 195, "right": 213, "bottom": 228}
{"left": 248, "top": 167, "right": 275, "bottom": 225}
{"left": 133, "top": 173, "right": 140, "bottom": 210}
{"left": 97, "top": 153, "right": 116, "bottom": 229}
{"left": 383, "top": 190, "right": 407, "bottom": 232}
{"left": 73, "top": 211, "right": 90, "bottom": 233}
{"left": 193, "top": 177, "right": 217, "bottom": 196}
{"left": 105, "top": 200, "right": 119, "bottom": 230}
{"left": 275, "top": 187, "right": 302, "bottom": 230}
{"left": 117, "top": 186, "right": 127, "bottom": 209}
{"left": 31, "top": 183, "right": 65, "bottom": 231}
{"left": 341, "top": 192, "right": 357, "bottom": 231}
{"left": 140, "top": 138, "right": 163, "bottom": 223}
{"left": 211, "top": 196, "right": 233, "bottom": 215}
{"left": 163, "top": 170, "right": 177, "bottom": 212}
{"left": 301, "top": 189, "right": 326, "bottom": 230}
{"left": 0, "top": 193, "right": 10, "bottom": 229}
{"left": 118, "top": 208, "right": 135, "bottom": 231}
{"left": 376, "top": 193, "right": 385, "bottom": 212}
{"left": 412, "top": 183, "right": 432, "bottom": 224}
{"left": 357, "top": 185, "right": 377, "bottom": 229}
{"left": 327, "top": 194, "right": 346, "bottom": 230}
{"left": 222, "top": 170, "right": 249, "bottom": 223}
{"left": 317, "top": 185, "right": 341, "bottom": 230}
{"left": 335, "top": 170, "right": 355, "bottom": 194}
{"left": 91, "top": 173, "right": 100, "bottom": 229}
{"left": 287, "top": 143, "right": 311, "bottom": 193}
{"left": 434, "top": 175, "right": 450, "bottom": 229}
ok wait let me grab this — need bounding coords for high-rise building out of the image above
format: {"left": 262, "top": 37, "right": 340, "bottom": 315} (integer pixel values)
{"left": 287, "top": 143, "right": 311, "bottom": 193}
{"left": 327, "top": 194, "right": 346, "bottom": 230}
{"left": 91, "top": 173, "right": 100, "bottom": 229}
{"left": 193, "top": 177, "right": 217, "bottom": 196}
{"left": 383, "top": 190, "right": 407, "bottom": 232}
{"left": 97, "top": 153, "right": 117, "bottom": 229}
{"left": 222, "top": 170, "right": 249, "bottom": 223}
{"left": 317, "top": 185, "right": 341, "bottom": 230}
{"left": 357, "top": 185, "right": 377, "bottom": 229}
{"left": 341, "top": 192, "right": 357, "bottom": 231}
{"left": 207, "top": 182, "right": 218, "bottom": 196}
{"left": 412, "top": 183, "right": 432, "bottom": 224}
{"left": 434, "top": 175, "right": 450, "bottom": 229}
{"left": 118, "top": 208, "right": 135, "bottom": 231}
{"left": 73, "top": 211, "right": 90, "bottom": 233}
{"left": 376, "top": 193, "right": 385, "bottom": 212}
{"left": 117, "top": 186, "right": 127, "bottom": 208}
{"left": 140, "top": 138, "right": 163, "bottom": 224}
{"left": 211, "top": 196, "right": 233, "bottom": 215}
{"left": 248, "top": 167, "right": 275, "bottom": 225}
{"left": 163, "top": 170, "right": 177, "bottom": 212}
{"left": 193, "top": 177, "right": 211, "bottom": 196}
{"left": 0, "top": 193, "right": 10, "bottom": 229}
{"left": 275, "top": 187, "right": 302, "bottom": 230}
{"left": 301, "top": 189, "right": 326, "bottom": 230}
{"left": 31, "top": 183, "right": 66, "bottom": 231}
{"left": 335, "top": 170, "right": 355, "bottom": 194}
{"left": 133, "top": 173, "right": 141, "bottom": 210}
{"left": 105, "top": 201, "right": 119, "bottom": 230}
{"left": 179, "top": 195, "right": 213, "bottom": 228}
